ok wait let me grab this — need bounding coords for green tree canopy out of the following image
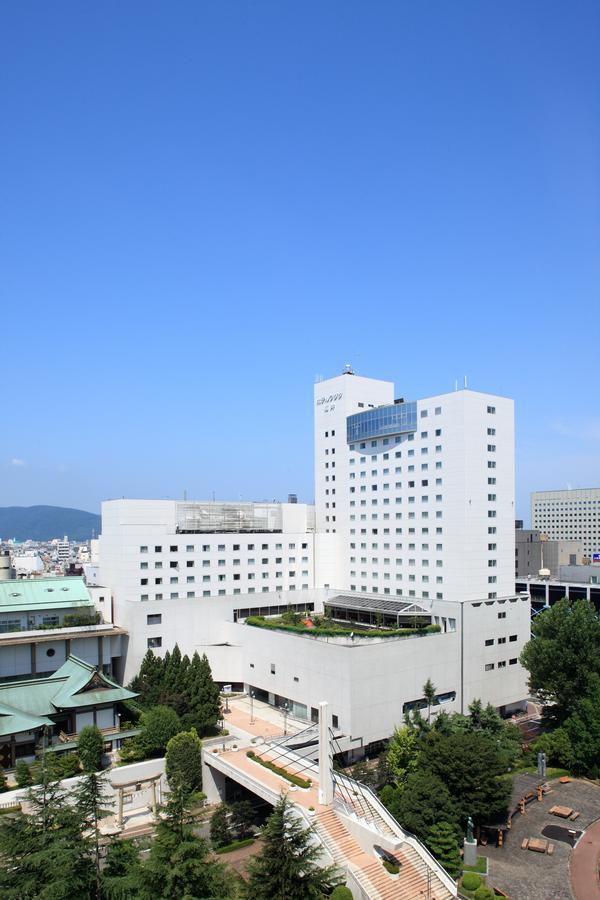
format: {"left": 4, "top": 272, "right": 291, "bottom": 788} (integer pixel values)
{"left": 419, "top": 731, "right": 511, "bottom": 826}
{"left": 381, "top": 770, "right": 459, "bottom": 842}
{"left": 165, "top": 729, "right": 203, "bottom": 797}
{"left": 520, "top": 598, "right": 600, "bottom": 723}
{"left": 245, "top": 794, "right": 341, "bottom": 899}
{"left": 386, "top": 725, "right": 420, "bottom": 786}
{"left": 138, "top": 705, "right": 181, "bottom": 757}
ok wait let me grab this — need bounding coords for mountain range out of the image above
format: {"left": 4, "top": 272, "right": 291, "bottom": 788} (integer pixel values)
{"left": 0, "top": 506, "right": 101, "bottom": 542}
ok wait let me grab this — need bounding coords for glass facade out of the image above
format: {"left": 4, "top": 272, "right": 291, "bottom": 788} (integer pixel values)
{"left": 347, "top": 402, "right": 417, "bottom": 443}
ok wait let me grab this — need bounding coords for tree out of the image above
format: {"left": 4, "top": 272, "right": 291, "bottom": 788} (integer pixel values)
{"left": 423, "top": 678, "right": 436, "bottom": 723}
{"left": 419, "top": 731, "right": 511, "bottom": 826}
{"left": 0, "top": 766, "right": 94, "bottom": 899}
{"left": 71, "top": 771, "right": 113, "bottom": 900}
{"left": 138, "top": 705, "right": 181, "bottom": 757}
{"left": 380, "top": 771, "right": 459, "bottom": 843}
{"left": 386, "top": 726, "right": 420, "bottom": 786}
{"left": 245, "top": 794, "right": 342, "bottom": 899}
{"left": 520, "top": 599, "right": 600, "bottom": 724}
{"left": 129, "top": 648, "right": 165, "bottom": 707}
{"left": 230, "top": 799, "right": 255, "bottom": 838}
{"left": 0, "top": 766, "right": 7, "bottom": 792}
{"left": 139, "top": 821, "right": 233, "bottom": 899}
{"left": 165, "top": 729, "right": 203, "bottom": 797}
{"left": 560, "top": 673, "right": 600, "bottom": 776}
{"left": 184, "top": 652, "right": 221, "bottom": 735}
{"left": 426, "top": 821, "right": 462, "bottom": 879}
{"left": 14, "top": 759, "right": 32, "bottom": 788}
{"left": 103, "top": 838, "right": 143, "bottom": 899}
{"left": 78, "top": 724, "right": 105, "bottom": 773}
{"left": 210, "top": 803, "right": 234, "bottom": 848}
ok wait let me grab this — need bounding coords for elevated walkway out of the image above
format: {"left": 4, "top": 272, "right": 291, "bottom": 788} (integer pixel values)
{"left": 204, "top": 704, "right": 456, "bottom": 899}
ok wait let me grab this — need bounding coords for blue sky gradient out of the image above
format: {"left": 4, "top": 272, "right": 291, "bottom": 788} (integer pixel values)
{"left": 1, "top": 2, "right": 598, "bottom": 522}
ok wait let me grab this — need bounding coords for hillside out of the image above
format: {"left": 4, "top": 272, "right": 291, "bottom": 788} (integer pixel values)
{"left": 0, "top": 506, "right": 101, "bottom": 542}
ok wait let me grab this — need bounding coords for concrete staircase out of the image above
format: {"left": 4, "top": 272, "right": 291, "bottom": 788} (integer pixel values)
{"left": 316, "top": 807, "right": 454, "bottom": 900}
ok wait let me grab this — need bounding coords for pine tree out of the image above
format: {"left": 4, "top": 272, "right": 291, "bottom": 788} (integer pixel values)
{"left": 103, "top": 838, "right": 143, "bottom": 899}
{"left": 245, "top": 794, "right": 342, "bottom": 899}
{"left": 0, "top": 764, "right": 94, "bottom": 898}
{"left": 426, "top": 821, "right": 462, "bottom": 880}
{"left": 130, "top": 648, "right": 165, "bottom": 707}
{"left": 230, "top": 799, "right": 255, "bottom": 838}
{"left": 185, "top": 652, "right": 221, "bottom": 735}
{"left": 140, "top": 821, "right": 232, "bottom": 899}
{"left": 210, "top": 803, "right": 233, "bottom": 848}
{"left": 15, "top": 759, "right": 33, "bottom": 788}
{"left": 71, "top": 771, "right": 114, "bottom": 900}
{"left": 423, "top": 678, "right": 436, "bottom": 723}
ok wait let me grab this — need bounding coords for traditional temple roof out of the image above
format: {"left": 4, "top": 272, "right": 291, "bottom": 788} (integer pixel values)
{"left": 0, "top": 655, "right": 137, "bottom": 737}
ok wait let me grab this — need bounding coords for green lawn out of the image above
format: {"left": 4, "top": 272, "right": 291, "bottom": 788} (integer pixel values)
{"left": 463, "top": 855, "right": 488, "bottom": 874}
{"left": 516, "top": 765, "right": 571, "bottom": 779}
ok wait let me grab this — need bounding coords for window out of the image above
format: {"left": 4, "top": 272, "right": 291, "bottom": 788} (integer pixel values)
{"left": 498, "top": 611, "right": 506, "bottom": 619}
{"left": 186, "top": 545, "right": 194, "bottom": 552}
{"left": 154, "top": 545, "right": 162, "bottom": 553}
{"left": 170, "top": 545, "right": 177, "bottom": 552}
{"left": 140, "top": 545, "right": 148, "bottom": 553}
{"left": 332, "top": 714, "right": 339, "bottom": 728}
{"left": 509, "top": 634, "right": 518, "bottom": 642}
{"left": 485, "top": 663, "right": 495, "bottom": 671}
{"left": 270, "top": 663, "right": 276, "bottom": 674}
{"left": 498, "top": 636, "right": 506, "bottom": 644}
{"left": 498, "top": 660, "right": 507, "bottom": 669}
{"left": 509, "top": 658, "right": 518, "bottom": 665}
{"left": 485, "top": 638, "right": 494, "bottom": 646}
{"left": 147, "top": 637, "right": 162, "bottom": 648}
{"left": 487, "top": 405, "right": 496, "bottom": 414}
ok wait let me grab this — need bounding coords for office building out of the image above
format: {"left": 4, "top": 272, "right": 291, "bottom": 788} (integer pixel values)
{"left": 531, "top": 488, "right": 600, "bottom": 560}
{"left": 515, "top": 524, "right": 582, "bottom": 579}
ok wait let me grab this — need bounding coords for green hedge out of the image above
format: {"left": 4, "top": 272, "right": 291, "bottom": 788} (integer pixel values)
{"left": 246, "top": 751, "right": 312, "bottom": 789}
{"left": 245, "top": 617, "right": 441, "bottom": 639}
{"left": 215, "top": 837, "right": 255, "bottom": 854}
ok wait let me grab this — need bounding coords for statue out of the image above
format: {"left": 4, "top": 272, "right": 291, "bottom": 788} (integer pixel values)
{"left": 467, "top": 816, "right": 474, "bottom": 843}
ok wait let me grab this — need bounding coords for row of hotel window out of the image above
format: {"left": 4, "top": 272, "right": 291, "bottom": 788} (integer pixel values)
{"left": 140, "top": 543, "right": 308, "bottom": 553}
{"left": 141, "top": 584, "right": 311, "bottom": 601}
{"left": 141, "top": 557, "right": 308, "bottom": 568}
{"left": 141, "top": 571, "right": 308, "bottom": 584}
{"left": 485, "top": 660, "right": 518, "bottom": 670}
{"left": 350, "top": 587, "right": 444, "bottom": 598}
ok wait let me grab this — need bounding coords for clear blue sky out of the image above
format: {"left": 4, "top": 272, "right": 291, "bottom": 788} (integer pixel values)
{"left": 1, "top": 2, "right": 598, "bottom": 523}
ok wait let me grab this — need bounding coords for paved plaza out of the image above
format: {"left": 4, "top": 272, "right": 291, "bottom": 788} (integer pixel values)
{"left": 480, "top": 778, "right": 600, "bottom": 900}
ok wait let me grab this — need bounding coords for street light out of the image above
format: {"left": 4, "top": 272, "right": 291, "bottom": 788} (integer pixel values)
{"left": 282, "top": 701, "right": 289, "bottom": 736}
{"left": 250, "top": 690, "right": 255, "bottom": 725}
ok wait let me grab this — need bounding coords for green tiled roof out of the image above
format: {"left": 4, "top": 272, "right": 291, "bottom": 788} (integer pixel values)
{"left": 0, "top": 655, "right": 137, "bottom": 737}
{"left": 0, "top": 701, "right": 53, "bottom": 738}
{"left": 0, "top": 577, "right": 93, "bottom": 614}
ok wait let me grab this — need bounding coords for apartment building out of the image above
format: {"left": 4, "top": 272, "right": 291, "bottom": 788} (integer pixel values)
{"left": 531, "top": 488, "right": 600, "bottom": 560}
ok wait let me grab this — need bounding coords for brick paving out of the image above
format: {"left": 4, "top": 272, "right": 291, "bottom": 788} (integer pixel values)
{"left": 479, "top": 779, "right": 600, "bottom": 900}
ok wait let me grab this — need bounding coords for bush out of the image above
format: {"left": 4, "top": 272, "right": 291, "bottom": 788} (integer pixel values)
{"left": 245, "top": 750, "right": 312, "bottom": 789}
{"left": 331, "top": 888, "right": 353, "bottom": 900}
{"left": 462, "top": 872, "right": 482, "bottom": 891}
{"left": 382, "top": 860, "right": 399, "bottom": 874}
{"left": 474, "top": 885, "right": 495, "bottom": 900}
{"left": 78, "top": 724, "right": 104, "bottom": 772}
{"left": 245, "top": 616, "right": 440, "bottom": 639}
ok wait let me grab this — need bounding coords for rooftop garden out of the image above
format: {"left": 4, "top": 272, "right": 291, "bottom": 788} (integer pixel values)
{"left": 245, "top": 610, "right": 440, "bottom": 639}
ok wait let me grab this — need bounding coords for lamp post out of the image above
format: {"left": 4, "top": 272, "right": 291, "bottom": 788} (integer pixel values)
{"left": 282, "top": 701, "right": 289, "bottom": 736}
{"left": 250, "top": 690, "right": 255, "bottom": 725}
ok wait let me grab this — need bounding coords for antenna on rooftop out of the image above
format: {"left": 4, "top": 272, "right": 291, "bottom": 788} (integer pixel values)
{"left": 464, "top": 375, "right": 468, "bottom": 388}
{"left": 343, "top": 363, "right": 355, "bottom": 375}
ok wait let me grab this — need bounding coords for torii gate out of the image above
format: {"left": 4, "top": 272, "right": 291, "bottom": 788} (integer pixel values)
{"left": 115, "top": 773, "right": 162, "bottom": 830}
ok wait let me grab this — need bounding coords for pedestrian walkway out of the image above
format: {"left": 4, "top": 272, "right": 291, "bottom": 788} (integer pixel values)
{"left": 571, "top": 817, "right": 600, "bottom": 900}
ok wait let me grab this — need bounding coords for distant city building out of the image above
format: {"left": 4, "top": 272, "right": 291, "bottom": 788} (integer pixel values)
{"left": 531, "top": 488, "right": 600, "bottom": 560}
{"left": 514, "top": 523, "right": 582, "bottom": 579}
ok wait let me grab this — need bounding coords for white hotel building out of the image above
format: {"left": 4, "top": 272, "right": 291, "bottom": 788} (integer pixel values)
{"left": 98, "top": 370, "right": 529, "bottom": 756}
